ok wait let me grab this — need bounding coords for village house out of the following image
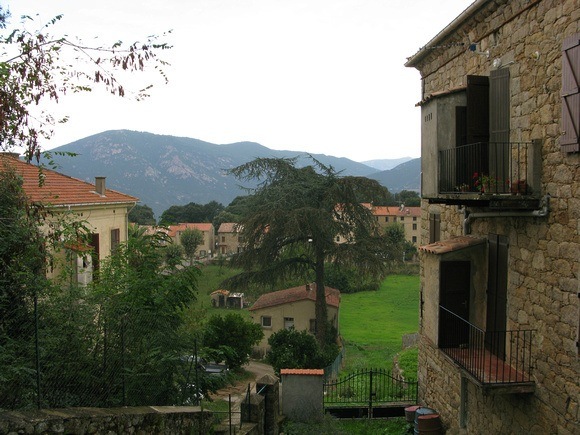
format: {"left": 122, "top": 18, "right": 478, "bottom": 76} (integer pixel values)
{"left": 167, "top": 222, "right": 215, "bottom": 258}
{"left": 367, "top": 204, "right": 421, "bottom": 246}
{"left": 1, "top": 153, "right": 138, "bottom": 285}
{"left": 216, "top": 222, "right": 243, "bottom": 255}
{"left": 248, "top": 284, "right": 340, "bottom": 357}
{"left": 405, "top": 0, "right": 578, "bottom": 433}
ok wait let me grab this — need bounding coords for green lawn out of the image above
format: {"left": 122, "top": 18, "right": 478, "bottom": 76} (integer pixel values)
{"left": 339, "top": 275, "right": 419, "bottom": 371}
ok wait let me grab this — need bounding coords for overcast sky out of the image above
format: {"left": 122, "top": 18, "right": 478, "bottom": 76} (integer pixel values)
{"left": 5, "top": 0, "right": 470, "bottom": 162}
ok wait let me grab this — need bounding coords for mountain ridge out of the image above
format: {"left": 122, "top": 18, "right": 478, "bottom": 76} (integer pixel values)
{"left": 45, "top": 130, "right": 419, "bottom": 218}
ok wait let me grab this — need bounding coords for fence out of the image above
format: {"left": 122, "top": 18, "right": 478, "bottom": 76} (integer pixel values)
{"left": 323, "top": 339, "right": 346, "bottom": 382}
{"left": 0, "top": 291, "right": 211, "bottom": 410}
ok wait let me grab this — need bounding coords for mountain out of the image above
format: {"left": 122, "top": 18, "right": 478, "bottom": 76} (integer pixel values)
{"left": 361, "top": 157, "right": 414, "bottom": 171}
{"left": 367, "top": 158, "right": 421, "bottom": 193}
{"left": 45, "top": 130, "right": 384, "bottom": 218}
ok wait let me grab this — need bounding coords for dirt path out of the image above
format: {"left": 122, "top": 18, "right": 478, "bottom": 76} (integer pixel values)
{"left": 210, "top": 360, "right": 275, "bottom": 401}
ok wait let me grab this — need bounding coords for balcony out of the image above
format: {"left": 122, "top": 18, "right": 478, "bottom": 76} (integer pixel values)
{"left": 431, "top": 141, "right": 542, "bottom": 209}
{"left": 439, "top": 306, "right": 535, "bottom": 394}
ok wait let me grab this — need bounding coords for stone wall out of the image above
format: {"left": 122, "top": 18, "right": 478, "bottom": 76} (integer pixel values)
{"left": 412, "top": 0, "right": 579, "bottom": 434}
{"left": 0, "top": 406, "right": 213, "bottom": 435}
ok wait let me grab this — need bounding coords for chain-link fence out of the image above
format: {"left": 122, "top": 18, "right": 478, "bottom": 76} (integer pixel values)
{"left": 0, "top": 291, "right": 209, "bottom": 411}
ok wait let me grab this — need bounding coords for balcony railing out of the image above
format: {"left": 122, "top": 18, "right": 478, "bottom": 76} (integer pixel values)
{"left": 439, "top": 306, "right": 534, "bottom": 387}
{"left": 439, "top": 142, "right": 534, "bottom": 195}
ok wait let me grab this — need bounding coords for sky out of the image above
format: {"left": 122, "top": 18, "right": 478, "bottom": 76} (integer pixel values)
{"left": 4, "top": 0, "right": 470, "bottom": 162}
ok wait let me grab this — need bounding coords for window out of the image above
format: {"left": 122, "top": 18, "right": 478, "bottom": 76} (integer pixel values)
{"left": 110, "top": 229, "right": 120, "bottom": 252}
{"left": 562, "top": 33, "right": 580, "bottom": 152}
{"left": 221, "top": 236, "right": 226, "bottom": 243}
{"left": 400, "top": 216, "right": 405, "bottom": 221}
{"left": 284, "top": 317, "right": 294, "bottom": 330}
{"left": 413, "top": 224, "right": 418, "bottom": 230}
{"left": 412, "top": 236, "right": 417, "bottom": 244}
{"left": 393, "top": 217, "right": 397, "bottom": 222}
{"left": 385, "top": 217, "right": 389, "bottom": 222}
{"left": 413, "top": 217, "right": 417, "bottom": 221}
{"left": 261, "top": 316, "right": 272, "bottom": 328}
{"left": 335, "top": 236, "right": 340, "bottom": 242}
{"left": 429, "top": 213, "right": 440, "bottom": 243}
{"left": 309, "top": 319, "right": 317, "bottom": 334}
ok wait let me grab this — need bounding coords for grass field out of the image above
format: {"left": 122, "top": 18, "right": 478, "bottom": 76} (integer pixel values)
{"left": 339, "top": 274, "right": 420, "bottom": 371}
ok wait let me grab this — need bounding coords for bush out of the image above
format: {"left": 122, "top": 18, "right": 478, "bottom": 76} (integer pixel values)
{"left": 266, "top": 328, "right": 338, "bottom": 375}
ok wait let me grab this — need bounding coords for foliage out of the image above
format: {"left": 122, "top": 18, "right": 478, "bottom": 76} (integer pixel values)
{"left": 128, "top": 204, "right": 156, "bottom": 225}
{"left": 324, "top": 263, "right": 380, "bottom": 293}
{"left": 202, "top": 313, "right": 263, "bottom": 370}
{"left": 225, "top": 156, "right": 394, "bottom": 345}
{"left": 159, "top": 201, "right": 224, "bottom": 225}
{"left": 266, "top": 328, "right": 338, "bottom": 375}
{"left": 0, "top": 165, "right": 47, "bottom": 408}
{"left": 90, "top": 225, "right": 200, "bottom": 406}
{"left": 0, "top": 8, "right": 170, "bottom": 158}
{"left": 180, "top": 227, "right": 204, "bottom": 263}
{"left": 164, "top": 242, "right": 185, "bottom": 270}
{"left": 397, "top": 346, "right": 418, "bottom": 381}
{"left": 392, "top": 190, "right": 420, "bottom": 207}
{"left": 282, "top": 414, "right": 408, "bottom": 434}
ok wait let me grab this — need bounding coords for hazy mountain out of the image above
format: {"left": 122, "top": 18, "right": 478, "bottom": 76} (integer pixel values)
{"left": 361, "top": 157, "right": 414, "bottom": 171}
{"left": 45, "top": 130, "right": 385, "bottom": 218}
{"left": 367, "top": 158, "right": 421, "bottom": 193}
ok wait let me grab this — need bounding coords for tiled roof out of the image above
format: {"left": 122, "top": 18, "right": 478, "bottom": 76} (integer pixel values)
{"left": 167, "top": 222, "right": 213, "bottom": 237}
{"left": 218, "top": 222, "right": 240, "bottom": 233}
{"left": 249, "top": 284, "right": 340, "bottom": 311}
{"left": 371, "top": 205, "right": 421, "bottom": 218}
{"left": 0, "top": 154, "right": 138, "bottom": 207}
{"left": 419, "top": 236, "right": 485, "bottom": 255}
{"left": 280, "top": 369, "right": 324, "bottom": 376}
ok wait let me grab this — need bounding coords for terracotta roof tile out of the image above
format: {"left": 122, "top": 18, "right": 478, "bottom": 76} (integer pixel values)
{"left": 218, "top": 222, "right": 240, "bottom": 233}
{"left": 280, "top": 369, "right": 324, "bottom": 376}
{"left": 249, "top": 284, "right": 340, "bottom": 311}
{"left": 167, "top": 222, "right": 214, "bottom": 237}
{"left": 419, "top": 236, "right": 485, "bottom": 255}
{"left": 1, "top": 154, "right": 138, "bottom": 207}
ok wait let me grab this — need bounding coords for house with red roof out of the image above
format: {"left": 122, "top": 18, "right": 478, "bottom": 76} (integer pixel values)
{"left": 167, "top": 222, "right": 215, "bottom": 258}
{"left": 248, "top": 283, "right": 340, "bottom": 356}
{"left": 1, "top": 153, "right": 138, "bottom": 285}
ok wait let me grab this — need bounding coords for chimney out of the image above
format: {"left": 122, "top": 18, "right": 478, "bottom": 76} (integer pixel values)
{"left": 95, "top": 177, "right": 106, "bottom": 196}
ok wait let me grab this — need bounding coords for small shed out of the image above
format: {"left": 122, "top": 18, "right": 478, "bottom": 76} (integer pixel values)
{"left": 210, "top": 290, "right": 244, "bottom": 309}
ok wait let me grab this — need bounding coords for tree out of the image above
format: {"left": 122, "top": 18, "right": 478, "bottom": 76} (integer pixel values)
{"left": 128, "top": 204, "right": 156, "bottom": 225}
{"left": 180, "top": 228, "right": 204, "bottom": 264}
{"left": 164, "top": 242, "right": 185, "bottom": 270}
{"left": 226, "top": 156, "right": 393, "bottom": 345}
{"left": 203, "top": 313, "right": 263, "bottom": 370}
{"left": 159, "top": 201, "right": 225, "bottom": 226}
{"left": 266, "top": 328, "right": 337, "bottom": 375}
{"left": 0, "top": 8, "right": 170, "bottom": 158}
{"left": 393, "top": 190, "right": 421, "bottom": 207}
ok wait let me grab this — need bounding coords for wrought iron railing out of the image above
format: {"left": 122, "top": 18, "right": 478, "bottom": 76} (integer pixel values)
{"left": 439, "top": 142, "right": 534, "bottom": 195}
{"left": 438, "top": 306, "right": 534, "bottom": 385}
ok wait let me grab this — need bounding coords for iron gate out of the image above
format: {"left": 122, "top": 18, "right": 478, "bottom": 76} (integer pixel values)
{"left": 323, "top": 368, "right": 418, "bottom": 418}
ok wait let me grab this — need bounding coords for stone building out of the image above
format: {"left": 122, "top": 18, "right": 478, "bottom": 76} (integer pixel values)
{"left": 405, "top": 1, "right": 578, "bottom": 434}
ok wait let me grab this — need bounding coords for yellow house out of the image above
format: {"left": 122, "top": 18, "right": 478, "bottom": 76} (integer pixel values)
{"left": 1, "top": 153, "right": 138, "bottom": 285}
{"left": 248, "top": 283, "right": 341, "bottom": 356}
{"left": 167, "top": 222, "right": 215, "bottom": 258}
{"left": 216, "top": 222, "right": 243, "bottom": 256}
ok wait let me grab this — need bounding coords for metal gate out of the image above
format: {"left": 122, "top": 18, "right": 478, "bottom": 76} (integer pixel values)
{"left": 323, "top": 368, "right": 418, "bottom": 418}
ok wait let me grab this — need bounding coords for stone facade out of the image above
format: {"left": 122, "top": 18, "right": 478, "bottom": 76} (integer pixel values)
{"left": 406, "top": 1, "right": 579, "bottom": 434}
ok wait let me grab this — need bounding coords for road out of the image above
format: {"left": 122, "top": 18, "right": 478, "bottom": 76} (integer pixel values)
{"left": 210, "top": 360, "right": 275, "bottom": 401}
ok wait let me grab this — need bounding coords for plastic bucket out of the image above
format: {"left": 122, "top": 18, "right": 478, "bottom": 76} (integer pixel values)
{"left": 414, "top": 407, "right": 436, "bottom": 435}
{"left": 404, "top": 405, "right": 421, "bottom": 423}
{"left": 418, "top": 413, "right": 442, "bottom": 434}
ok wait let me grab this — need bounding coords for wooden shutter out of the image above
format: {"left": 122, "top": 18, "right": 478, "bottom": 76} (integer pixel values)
{"left": 490, "top": 68, "right": 510, "bottom": 144}
{"left": 429, "top": 212, "right": 440, "bottom": 243}
{"left": 466, "top": 75, "right": 490, "bottom": 145}
{"left": 562, "top": 33, "right": 580, "bottom": 152}
{"left": 490, "top": 68, "right": 510, "bottom": 192}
